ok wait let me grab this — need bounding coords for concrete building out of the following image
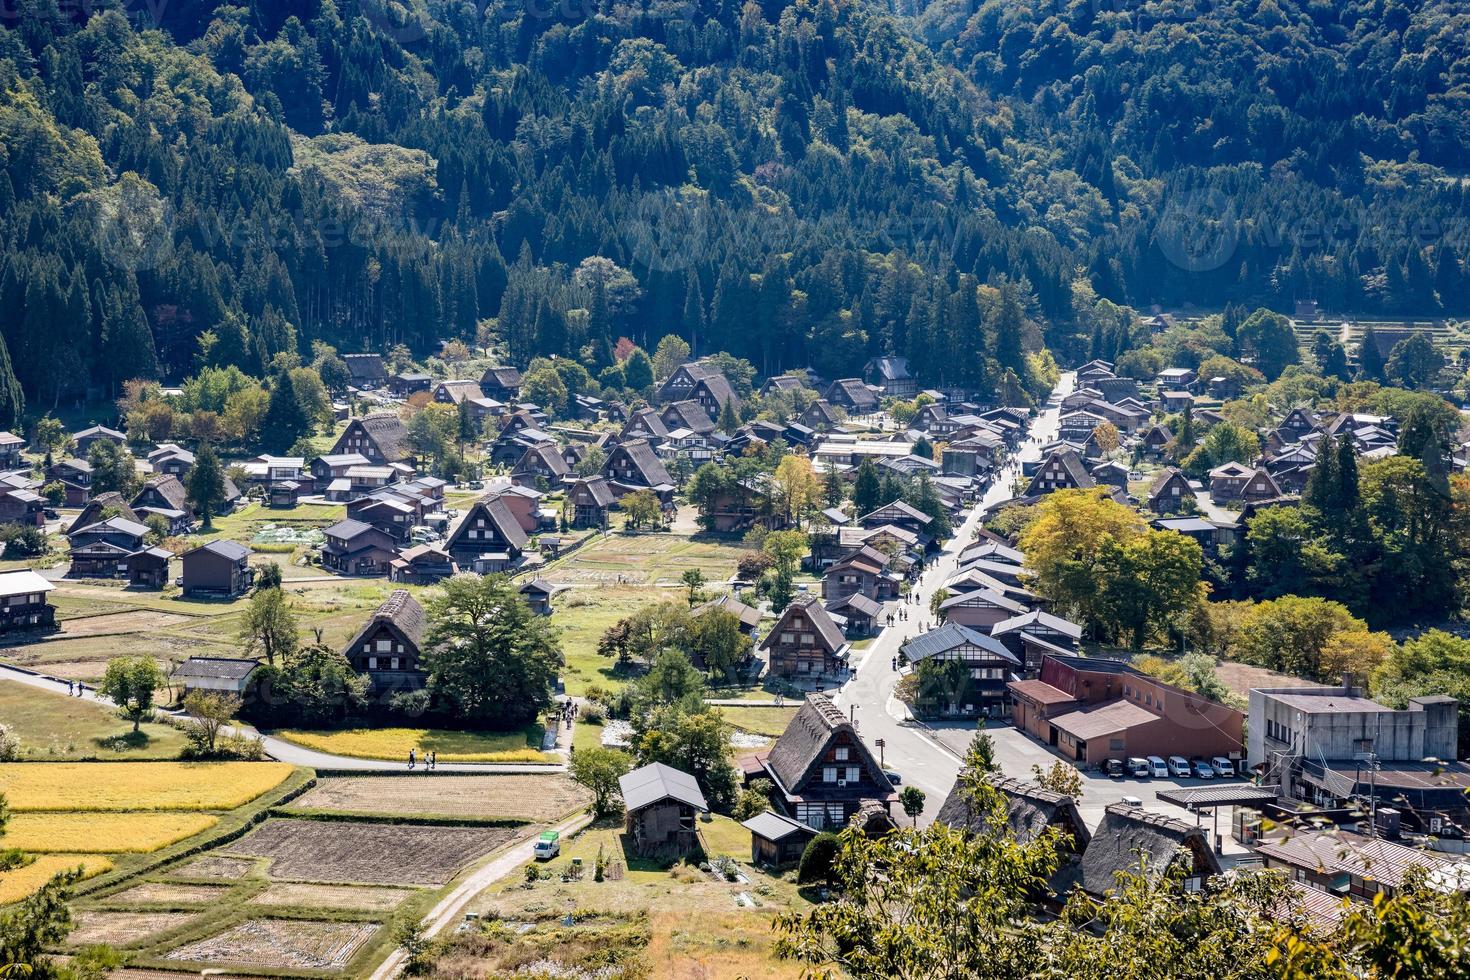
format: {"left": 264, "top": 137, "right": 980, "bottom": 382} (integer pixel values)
{"left": 1248, "top": 687, "right": 1470, "bottom": 835}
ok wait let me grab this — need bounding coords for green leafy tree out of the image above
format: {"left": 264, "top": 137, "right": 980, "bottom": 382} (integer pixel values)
{"left": 237, "top": 587, "right": 298, "bottom": 666}
{"left": 851, "top": 457, "right": 881, "bottom": 516}
{"left": 100, "top": 655, "right": 165, "bottom": 731}
{"left": 622, "top": 348, "right": 654, "bottom": 390}
{"left": 1031, "top": 761, "right": 1084, "bottom": 798}
{"left": 185, "top": 442, "right": 226, "bottom": 530}
{"left": 570, "top": 747, "right": 633, "bottom": 817}
{"left": 1386, "top": 331, "right": 1443, "bottom": 390}
{"left": 634, "top": 704, "right": 738, "bottom": 805}
{"left": 899, "top": 785, "right": 926, "bottom": 826}
{"left": 181, "top": 690, "right": 239, "bottom": 756}
{"left": 87, "top": 439, "right": 138, "bottom": 497}
{"left": 423, "top": 574, "right": 563, "bottom": 726}
{"left": 1357, "top": 326, "right": 1387, "bottom": 381}
{"left": 1245, "top": 506, "right": 1344, "bottom": 600}
{"left": 621, "top": 489, "right": 663, "bottom": 530}
{"left": 687, "top": 607, "right": 747, "bottom": 679}
{"left": 652, "top": 335, "right": 691, "bottom": 381}
{"left": 1236, "top": 308, "right": 1299, "bottom": 380}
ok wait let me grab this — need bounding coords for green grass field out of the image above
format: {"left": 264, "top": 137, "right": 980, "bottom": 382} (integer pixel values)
{"left": 0, "top": 680, "right": 189, "bottom": 760}
{"left": 553, "top": 585, "right": 679, "bottom": 696}
{"left": 714, "top": 705, "right": 798, "bottom": 738}
{"left": 548, "top": 532, "right": 747, "bottom": 586}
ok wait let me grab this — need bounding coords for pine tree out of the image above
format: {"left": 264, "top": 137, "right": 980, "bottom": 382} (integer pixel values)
{"left": 717, "top": 397, "right": 740, "bottom": 435}
{"left": 682, "top": 272, "right": 705, "bottom": 355}
{"left": 1357, "top": 326, "right": 1385, "bottom": 381}
{"left": 1302, "top": 435, "right": 1341, "bottom": 514}
{"left": 991, "top": 283, "right": 1027, "bottom": 382}
{"left": 0, "top": 331, "right": 22, "bottom": 431}
{"left": 852, "top": 458, "right": 881, "bottom": 516}
{"left": 1174, "top": 403, "right": 1196, "bottom": 454}
{"left": 1335, "top": 434, "right": 1359, "bottom": 512}
{"left": 187, "top": 443, "right": 226, "bottom": 531}
{"left": 260, "top": 367, "right": 311, "bottom": 451}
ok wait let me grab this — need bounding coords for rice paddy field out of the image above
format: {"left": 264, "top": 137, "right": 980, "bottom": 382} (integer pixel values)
{"left": 0, "top": 762, "right": 308, "bottom": 908}
{"left": 270, "top": 726, "right": 555, "bottom": 763}
{"left": 3, "top": 812, "right": 220, "bottom": 853}
{"left": 0, "top": 855, "right": 113, "bottom": 905}
{"left": 0, "top": 762, "right": 297, "bottom": 811}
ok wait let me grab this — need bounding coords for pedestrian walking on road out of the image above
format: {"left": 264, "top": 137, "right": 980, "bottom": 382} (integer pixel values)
{"left": 67, "top": 680, "right": 74, "bottom": 695}
{"left": 409, "top": 749, "right": 416, "bottom": 770}
{"left": 429, "top": 751, "right": 436, "bottom": 770}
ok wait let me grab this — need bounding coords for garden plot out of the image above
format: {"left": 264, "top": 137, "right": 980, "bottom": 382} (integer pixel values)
{"left": 249, "top": 882, "right": 415, "bottom": 911}
{"left": 55, "top": 611, "right": 193, "bottom": 638}
{"left": 221, "top": 819, "right": 516, "bottom": 885}
{"left": 165, "top": 919, "right": 379, "bottom": 970}
{"left": 69, "top": 911, "right": 201, "bottom": 947}
{"left": 105, "top": 882, "right": 231, "bottom": 906}
{"left": 170, "top": 856, "right": 257, "bottom": 881}
{"left": 293, "top": 774, "right": 589, "bottom": 822}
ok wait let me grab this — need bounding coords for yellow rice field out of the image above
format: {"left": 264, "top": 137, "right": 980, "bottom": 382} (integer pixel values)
{"left": 0, "top": 762, "right": 296, "bottom": 812}
{"left": 2, "top": 812, "right": 220, "bottom": 853}
{"left": 273, "top": 727, "right": 557, "bottom": 764}
{"left": 0, "top": 854, "right": 113, "bottom": 905}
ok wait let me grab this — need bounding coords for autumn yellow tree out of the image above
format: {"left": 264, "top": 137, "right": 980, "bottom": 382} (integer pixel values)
{"left": 1018, "top": 489, "right": 1145, "bottom": 632}
{"left": 773, "top": 454, "right": 820, "bottom": 528}
{"left": 1091, "top": 420, "right": 1120, "bottom": 453}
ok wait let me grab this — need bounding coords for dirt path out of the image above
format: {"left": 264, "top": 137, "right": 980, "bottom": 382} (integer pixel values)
{"left": 366, "top": 810, "right": 595, "bottom": 980}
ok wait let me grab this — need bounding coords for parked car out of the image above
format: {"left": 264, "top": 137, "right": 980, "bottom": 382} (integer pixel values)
{"left": 1120, "top": 795, "right": 1144, "bottom": 807}
{"left": 532, "top": 830, "right": 560, "bottom": 860}
{"left": 1127, "top": 757, "right": 1151, "bottom": 778}
{"left": 1147, "top": 756, "right": 1170, "bottom": 778}
{"left": 1167, "top": 756, "right": 1191, "bottom": 778}
{"left": 1192, "top": 760, "right": 1216, "bottom": 779}
{"left": 884, "top": 770, "right": 903, "bottom": 786}
{"left": 1105, "top": 759, "right": 1125, "bottom": 778}
{"left": 1211, "top": 757, "right": 1236, "bottom": 778}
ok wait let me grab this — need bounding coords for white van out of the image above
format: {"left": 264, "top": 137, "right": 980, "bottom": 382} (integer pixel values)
{"left": 1126, "top": 757, "right": 1151, "bottom": 778}
{"left": 1211, "top": 757, "right": 1236, "bottom": 778}
{"left": 1147, "top": 756, "right": 1170, "bottom": 778}
{"left": 1167, "top": 755, "right": 1192, "bottom": 778}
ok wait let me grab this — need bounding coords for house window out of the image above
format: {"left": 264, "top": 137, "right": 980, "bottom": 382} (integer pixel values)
{"left": 835, "top": 748, "right": 849, "bottom": 761}
{"left": 376, "top": 639, "right": 391, "bottom": 652}
{"left": 800, "top": 634, "right": 813, "bottom": 645}
{"left": 827, "top": 804, "right": 846, "bottom": 825}
{"left": 823, "top": 767, "right": 838, "bottom": 783}
{"left": 368, "top": 657, "right": 378, "bottom": 669}
{"left": 781, "top": 632, "right": 794, "bottom": 644}
{"left": 846, "top": 767, "right": 860, "bottom": 782}
{"left": 1110, "top": 738, "right": 1125, "bottom": 751}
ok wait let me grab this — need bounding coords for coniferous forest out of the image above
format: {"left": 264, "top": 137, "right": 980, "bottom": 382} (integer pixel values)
{"left": 1, "top": 0, "right": 1468, "bottom": 414}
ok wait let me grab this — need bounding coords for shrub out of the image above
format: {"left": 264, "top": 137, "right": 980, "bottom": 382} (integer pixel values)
{"left": 732, "top": 789, "right": 768, "bottom": 821}
{"left": 798, "top": 832, "right": 840, "bottom": 885}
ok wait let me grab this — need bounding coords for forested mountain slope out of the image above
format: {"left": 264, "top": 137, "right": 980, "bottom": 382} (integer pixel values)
{"left": 0, "top": 0, "right": 1467, "bottom": 410}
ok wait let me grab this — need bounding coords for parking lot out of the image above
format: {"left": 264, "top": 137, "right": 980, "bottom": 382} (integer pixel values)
{"left": 928, "top": 721, "right": 1254, "bottom": 857}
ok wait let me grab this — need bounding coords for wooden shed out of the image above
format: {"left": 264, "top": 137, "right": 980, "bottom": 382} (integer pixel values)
{"left": 619, "top": 762, "right": 709, "bottom": 857}
{"left": 742, "top": 810, "right": 818, "bottom": 867}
